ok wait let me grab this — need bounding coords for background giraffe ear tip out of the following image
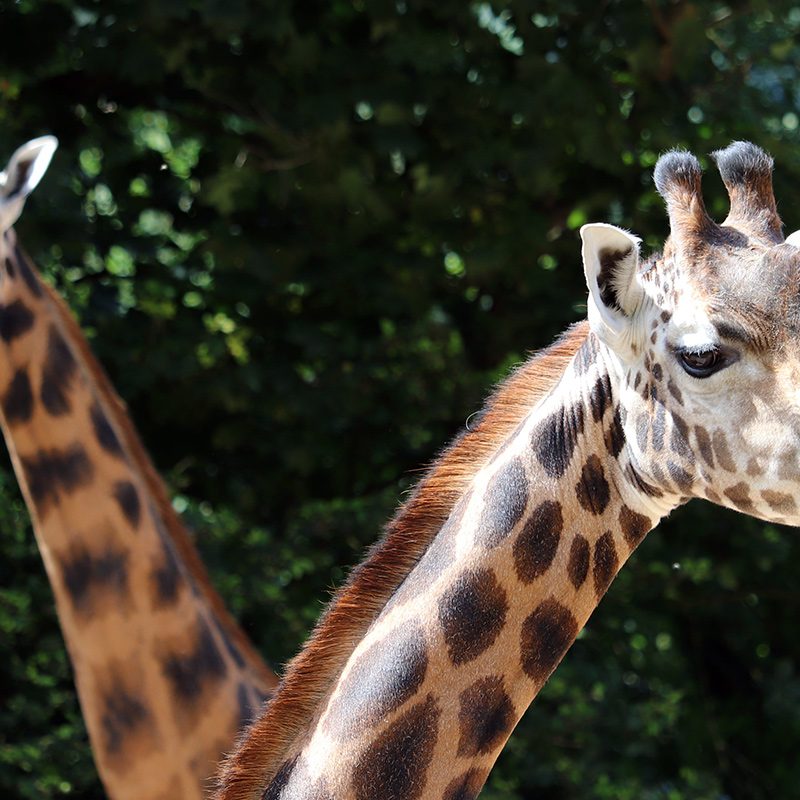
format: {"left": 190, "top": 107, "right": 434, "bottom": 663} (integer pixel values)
{"left": 1, "top": 134, "right": 59, "bottom": 204}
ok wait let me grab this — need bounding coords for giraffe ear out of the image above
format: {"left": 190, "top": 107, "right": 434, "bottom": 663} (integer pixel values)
{"left": 581, "top": 223, "right": 643, "bottom": 350}
{"left": 0, "top": 136, "right": 58, "bottom": 232}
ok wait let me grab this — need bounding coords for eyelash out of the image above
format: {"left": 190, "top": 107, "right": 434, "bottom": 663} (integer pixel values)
{"left": 674, "top": 345, "right": 737, "bottom": 378}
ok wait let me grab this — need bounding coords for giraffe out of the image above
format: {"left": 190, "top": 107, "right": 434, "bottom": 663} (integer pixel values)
{"left": 217, "top": 140, "right": 800, "bottom": 800}
{"left": 0, "top": 137, "right": 278, "bottom": 800}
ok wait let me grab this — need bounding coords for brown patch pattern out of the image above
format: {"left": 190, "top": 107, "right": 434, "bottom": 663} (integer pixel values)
{"left": 2, "top": 367, "right": 33, "bottom": 424}
{"left": 324, "top": 625, "right": 428, "bottom": 739}
{"left": 619, "top": 506, "right": 651, "bottom": 548}
{"left": 575, "top": 455, "right": 610, "bottom": 515}
{"left": 593, "top": 532, "right": 619, "bottom": 597}
{"left": 762, "top": 490, "right": 796, "bottom": 515}
{"left": 520, "top": 598, "right": 578, "bottom": 684}
{"left": 477, "top": 457, "right": 528, "bottom": 547}
{"left": 439, "top": 568, "right": 508, "bottom": 665}
{"left": 351, "top": 695, "right": 440, "bottom": 800}
{"left": 443, "top": 769, "right": 486, "bottom": 800}
{"left": 694, "top": 426, "right": 714, "bottom": 468}
{"left": 457, "top": 675, "right": 515, "bottom": 757}
{"left": 604, "top": 407, "right": 626, "bottom": 457}
{"left": 567, "top": 535, "right": 590, "bottom": 589}
{"left": 723, "top": 482, "right": 753, "bottom": 512}
{"left": 712, "top": 429, "right": 737, "bottom": 472}
{"left": 532, "top": 402, "right": 585, "bottom": 478}
{"left": 513, "top": 500, "right": 562, "bottom": 583}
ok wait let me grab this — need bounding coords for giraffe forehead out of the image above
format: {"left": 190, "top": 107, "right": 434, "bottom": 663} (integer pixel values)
{"left": 647, "top": 243, "right": 800, "bottom": 348}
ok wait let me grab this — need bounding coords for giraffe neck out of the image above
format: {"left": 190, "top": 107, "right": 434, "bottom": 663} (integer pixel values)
{"left": 0, "top": 230, "right": 277, "bottom": 800}
{"left": 221, "top": 328, "right": 681, "bottom": 799}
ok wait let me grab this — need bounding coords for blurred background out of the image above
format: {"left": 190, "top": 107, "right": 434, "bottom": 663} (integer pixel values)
{"left": 2, "top": 1, "right": 800, "bottom": 798}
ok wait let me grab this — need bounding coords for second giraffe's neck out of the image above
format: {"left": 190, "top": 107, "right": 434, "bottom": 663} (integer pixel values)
{"left": 226, "top": 327, "right": 681, "bottom": 799}
{"left": 0, "top": 230, "right": 277, "bottom": 800}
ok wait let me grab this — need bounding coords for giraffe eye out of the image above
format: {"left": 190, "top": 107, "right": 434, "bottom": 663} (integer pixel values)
{"left": 676, "top": 346, "right": 726, "bottom": 378}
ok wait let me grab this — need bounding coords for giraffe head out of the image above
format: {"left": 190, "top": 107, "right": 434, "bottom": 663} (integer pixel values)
{"left": 0, "top": 136, "right": 58, "bottom": 233}
{"left": 581, "top": 141, "right": 800, "bottom": 525}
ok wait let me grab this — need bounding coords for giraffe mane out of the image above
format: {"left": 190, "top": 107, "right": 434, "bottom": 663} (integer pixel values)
{"left": 29, "top": 245, "right": 275, "bottom": 688}
{"left": 216, "top": 319, "right": 590, "bottom": 799}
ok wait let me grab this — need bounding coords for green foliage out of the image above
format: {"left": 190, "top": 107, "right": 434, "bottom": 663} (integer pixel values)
{"left": 2, "top": 1, "right": 800, "bottom": 797}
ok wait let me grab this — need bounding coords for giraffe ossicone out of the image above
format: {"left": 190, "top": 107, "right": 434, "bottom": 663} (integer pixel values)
{"left": 219, "top": 141, "right": 800, "bottom": 800}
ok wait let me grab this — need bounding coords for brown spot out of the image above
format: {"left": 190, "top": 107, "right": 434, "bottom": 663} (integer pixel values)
{"left": 694, "top": 426, "right": 714, "bottom": 468}
{"left": 653, "top": 360, "right": 664, "bottom": 381}
{"left": 40, "top": 325, "right": 77, "bottom": 416}
{"left": 651, "top": 463, "right": 668, "bottom": 488}
{"left": 593, "top": 531, "right": 618, "bottom": 597}
{"left": 604, "top": 406, "right": 626, "bottom": 457}
{"left": 723, "top": 482, "right": 753, "bottom": 512}
{"left": 651, "top": 404, "right": 666, "bottom": 451}
{"left": 712, "top": 429, "right": 736, "bottom": 472}
{"left": 670, "top": 413, "right": 692, "bottom": 459}
{"left": 324, "top": 625, "right": 428, "bottom": 739}
{"left": 352, "top": 695, "right": 440, "bottom": 800}
{"left": 113, "top": 480, "right": 141, "bottom": 528}
{"left": 705, "top": 487, "right": 721, "bottom": 503}
{"left": 60, "top": 543, "right": 129, "bottom": 614}
{"left": 746, "top": 457, "right": 764, "bottom": 477}
{"left": 101, "top": 687, "right": 150, "bottom": 756}
{"left": 149, "top": 510, "right": 183, "bottom": 607}
{"left": 443, "top": 769, "right": 486, "bottom": 800}
{"left": 0, "top": 299, "right": 34, "bottom": 342}
{"left": 762, "top": 490, "right": 796, "bottom": 514}
{"left": 2, "top": 367, "right": 33, "bottom": 424}
{"left": 21, "top": 443, "right": 94, "bottom": 515}
{"left": 650, "top": 332, "right": 657, "bottom": 344}
{"left": 513, "top": 500, "right": 562, "bottom": 583}
{"left": 161, "top": 618, "right": 227, "bottom": 726}
{"left": 91, "top": 402, "right": 124, "bottom": 458}
{"left": 667, "top": 379, "right": 683, "bottom": 405}
{"left": 477, "top": 457, "right": 528, "bottom": 547}
{"left": 520, "top": 598, "right": 578, "bottom": 684}
{"left": 457, "top": 675, "right": 515, "bottom": 757}
{"left": 661, "top": 310, "right": 672, "bottom": 323}
{"left": 619, "top": 506, "right": 650, "bottom": 548}
{"left": 589, "top": 372, "right": 613, "bottom": 422}
{"left": 633, "top": 371, "right": 642, "bottom": 390}
{"left": 532, "top": 402, "right": 585, "bottom": 478}
{"left": 439, "top": 568, "right": 508, "bottom": 665}
{"left": 575, "top": 455, "right": 610, "bottom": 515}
{"left": 567, "top": 535, "right": 590, "bottom": 589}
{"left": 667, "top": 461, "right": 693, "bottom": 491}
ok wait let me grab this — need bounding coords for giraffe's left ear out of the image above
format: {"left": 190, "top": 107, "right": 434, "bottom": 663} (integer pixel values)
{"left": 0, "top": 136, "right": 58, "bottom": 232}
{"left": 581, "top": 223, "right": 644, "bottom": 351}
